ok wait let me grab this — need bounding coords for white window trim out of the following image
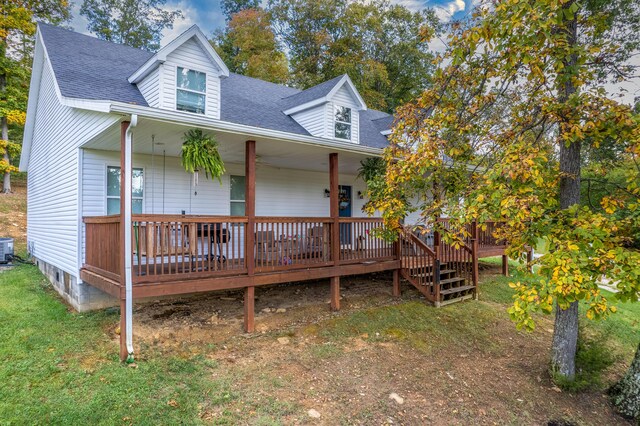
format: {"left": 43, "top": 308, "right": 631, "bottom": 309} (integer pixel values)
{"left": 175, "top": 65, "right": 207, "bottom": 115}
{"left": 334, "top": 105, "right": 352, "bottom": 141}
{"left": 106, "top": 165, "right": 145, "bottom": 215}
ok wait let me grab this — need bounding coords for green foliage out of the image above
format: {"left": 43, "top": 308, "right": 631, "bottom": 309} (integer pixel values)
{"left": 213, "top": 7, "right": 289, "bottom": 84}
{"left": 220, "top": 0, "right": 260, "bottom": 21}
{"left": 180, "top": 129, "right": 225, "bottom": 183}
{"left": 357, "top": 157, "right": 386, "bottom": 185}
{"left": 80, "top": 0, "right": 183, "bottom": 51}
{"left": 1, "top": 0, "right": 70, "bottom": 191}
{"left": 268, "top": 0, "right": 439, "bottom": 112}
{"left": 369, "top": 0, "right": 640, "bottom": 333}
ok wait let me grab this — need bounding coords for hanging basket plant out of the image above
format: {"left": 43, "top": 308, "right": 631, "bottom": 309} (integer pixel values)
{"left": 181, "top": 129, "right": 225, "bottom": 184}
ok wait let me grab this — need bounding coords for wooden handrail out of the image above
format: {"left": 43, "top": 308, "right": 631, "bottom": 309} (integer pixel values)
{"left": 132, "top": 214, "right": 249, "bottom": 223}
{"left": 84, "top": 215, "right": 120, "bottom": 224}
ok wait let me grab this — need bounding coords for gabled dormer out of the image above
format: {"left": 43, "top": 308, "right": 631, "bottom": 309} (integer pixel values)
{"left": 128, "top": 25, "right": 229, "bottom": 119}
{"left": 283, "top": 74, "right": 367, "bottom": 144}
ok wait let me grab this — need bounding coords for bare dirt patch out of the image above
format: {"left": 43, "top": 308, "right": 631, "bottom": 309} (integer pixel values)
{"left": 0, "top": 182, "right": 27, "bottom": 253}
{"left": 129, "top": 267, "right": 631, "bottom": 425}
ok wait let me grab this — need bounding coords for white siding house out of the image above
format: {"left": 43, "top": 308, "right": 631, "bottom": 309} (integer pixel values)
{"left": 20, "top": 23, "right": 395, "bottom": 312}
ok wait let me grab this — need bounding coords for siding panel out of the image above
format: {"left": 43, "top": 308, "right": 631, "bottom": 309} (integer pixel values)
{"left": 27, "top": 61, "right": 120, "bottom": 278}
{"left": 160, "top": 38, "right": 222, "bottom": 119}
{"left": 137, "top": 68, "right": 160, "bottom": 107}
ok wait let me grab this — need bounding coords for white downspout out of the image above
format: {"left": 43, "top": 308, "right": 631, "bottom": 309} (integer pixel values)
{"left": 124, "top": 115, "right": 137, "bottom": 358}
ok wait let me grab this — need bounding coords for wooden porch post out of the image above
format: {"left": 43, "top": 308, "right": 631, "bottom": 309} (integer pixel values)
{"left": 502, "top": 254, "right": 509, "bottom": 276}
{"left": 393, "top": 238, "right": 401, "bottom": 297}
{"left": 392, "top": 269, "right": 401, "bottom": 297}
{"left": 119, "top": 121, "right": 129, "bottom": 362}
{"left": 244, "top": 140, "right": 256, "bottom": 332}
{"left": 471, "top": 220, "right": 479, "bottom": 300}
{"left": 329, "top": 153, "right": 340, "bottom": 311}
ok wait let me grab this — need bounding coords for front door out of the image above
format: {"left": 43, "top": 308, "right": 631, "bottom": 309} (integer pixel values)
{"left": 338, "top": 185, "right": 352, "bottom": 245}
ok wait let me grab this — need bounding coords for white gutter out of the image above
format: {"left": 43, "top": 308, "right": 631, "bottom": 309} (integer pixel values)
{"left": 124, "top": 115, "right": 137, "bottom": 359}
{"left": 108, "top": 102, "right": 384, "bottom": 157}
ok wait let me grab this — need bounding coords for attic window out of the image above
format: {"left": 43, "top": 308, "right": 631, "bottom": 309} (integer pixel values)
{"left": 176, "top": 67, "right": 206, "bottom": 114}
{"left": 334, "top": 106, "right": 351, "bottom": 140}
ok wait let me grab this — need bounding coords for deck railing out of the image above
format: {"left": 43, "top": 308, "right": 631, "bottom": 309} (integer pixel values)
{"left": 83, "top": 215, "right": 121, "bottom": 281}
{"left": 130, "top": 215, "right": 248, "bottom": 283}
{"left": 253, "top": 217, "right": 334, "bottom": 272}
{"left": 83, "top": 215, "right": 396, "bottom": 283}
{"left": 338, "top": 218, "right": 395, "bottom": 264}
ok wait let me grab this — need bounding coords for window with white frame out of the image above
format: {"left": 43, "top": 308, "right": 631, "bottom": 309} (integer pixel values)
{"left": 230, "top": 175, "right": 246, "bottom": 216}
{"left": 334, "top": 105, "right": 352, "bottom": 140}
{"left": 176, "top": 67, "right": 206, "bottom": 114}
{"left": 106, "top": 166, "right": 144, "bottom": 215}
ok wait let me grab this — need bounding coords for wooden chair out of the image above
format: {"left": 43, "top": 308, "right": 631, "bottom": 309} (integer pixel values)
{"left": 306, "top": 226, "right": 328, "bottom": 260}
{"left": 255, "top": 230, "right": 279, "bottom": 263}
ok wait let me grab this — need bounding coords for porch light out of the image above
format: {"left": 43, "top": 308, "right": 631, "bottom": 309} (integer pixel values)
{"left": 357, "top": 191, "right": 364, "bottom": 199}
{"left": 324, "top": 189, "right": 330, "bottom": 198}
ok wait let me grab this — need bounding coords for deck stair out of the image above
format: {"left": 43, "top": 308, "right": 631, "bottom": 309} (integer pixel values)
{"left": 399, "top": 229, "right": 477, "bottom": 306}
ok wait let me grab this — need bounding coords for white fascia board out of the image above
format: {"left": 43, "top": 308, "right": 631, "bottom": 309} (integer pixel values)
{"left": 19, "top": 29, "right": 47, "bottom": 171}
{"left": 128, "top": 25, "right": 229, "bottom": 83}
{"left": 326, "top": 74, "right": 367, "bottom": 111}
{"left": 282, "top": 97, "right": 328, "bottom": 115}
{"left": 59, "top": 97, "right": 113, "bottom": 112}
{"left": 108, "top": 101, "right": 384, "bottom": 156}
{"left": 380, "top": 129, "right": 392, "bottom": 136}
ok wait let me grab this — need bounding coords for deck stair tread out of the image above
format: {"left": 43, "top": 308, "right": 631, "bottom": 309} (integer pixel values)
{"left": 439, "top": 285, "right": 474, "bottom": 295}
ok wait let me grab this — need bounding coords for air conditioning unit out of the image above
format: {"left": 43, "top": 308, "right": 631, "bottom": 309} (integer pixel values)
{"left": 0, "top": 238, "right": 14, "bottom": 264}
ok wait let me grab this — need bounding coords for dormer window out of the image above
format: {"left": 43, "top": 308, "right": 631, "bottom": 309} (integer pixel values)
{"left": 176, "top": 67, "right": 206, "bottom": 114}
{"left": 334, "top": 105, "right": 352, "bottom": 140}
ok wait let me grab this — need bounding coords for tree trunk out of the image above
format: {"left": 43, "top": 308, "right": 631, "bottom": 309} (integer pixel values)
{"left": 551, "top": 0, "right": 580, "bottom": 380}
{"left": 610, "top": 342, "right": 640, "bottom": 420}
{"left": 2, "top": 116, "right": 10, "bottom": 193}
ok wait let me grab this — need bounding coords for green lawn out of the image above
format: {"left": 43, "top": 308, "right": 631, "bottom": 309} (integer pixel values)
{"left": 0, "top": 265, "right": 269, "bottom": 424}
{"left": 1, "top": 263, "right": 637, "bottom": 424}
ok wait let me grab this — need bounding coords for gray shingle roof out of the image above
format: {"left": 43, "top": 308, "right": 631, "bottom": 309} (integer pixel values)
{"left": 38, "top": 23, "right": 392, "bottom": 149}
{"left": 280, "top": 74, "right": 345, "bottom": 110}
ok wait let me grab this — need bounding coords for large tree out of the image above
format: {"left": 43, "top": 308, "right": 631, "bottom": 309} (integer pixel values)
{"left": 220, "top": 0, "right": 260, "bottom": 22}
{"left": 213, "top": 8, "right": 289, "bottom": 84}
{"left": 1, "top": 0, "right": 70, "bottom": 193}
{"left": 269, "top": 0, "right": 439, "bottom": 112}
{"left": 80, "top": 0, "right": 182, "bottom": 51}
{"left": 369, "top": 0, "right": 640, "bottom": 384}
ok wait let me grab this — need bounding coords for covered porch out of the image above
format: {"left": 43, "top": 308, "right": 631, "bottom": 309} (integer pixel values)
{"left": 79, "top": 117, "right": 406, "bottom": 360}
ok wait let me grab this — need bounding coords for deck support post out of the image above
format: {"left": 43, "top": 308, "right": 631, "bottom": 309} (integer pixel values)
{"left": 244, "top": 286, "right": 255, "bottom": 332}
{"left": 329, "top": 153, "right": 340, "bottom": 310}
{"left": 392, "top": 269, "right": 400, "bottom": 297}
{"left": 502, "top": 254, "right": 509, "bottom": 276}
{"left": 471, "top": 220, "right": 479, "bottom": 300}
{"left": 244, "top": 140, "right": 256, "bottom": 332}
{"left": 393, "top": 239, "right": 401, "bottom": 297}
{"left": 330, "top": 276, "right": 340, "bottom": 311}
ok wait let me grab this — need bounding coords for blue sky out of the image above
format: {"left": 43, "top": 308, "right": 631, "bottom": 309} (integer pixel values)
{"left": 71, "top": 0, "right": 476, "bottom": 41}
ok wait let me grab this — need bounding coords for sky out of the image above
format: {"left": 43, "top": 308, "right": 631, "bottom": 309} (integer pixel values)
{"left": 69, "top": 0, "right": 638, "bottom": 104}
{"left": 70, "top": 0, "right": 476, "bottom": 42}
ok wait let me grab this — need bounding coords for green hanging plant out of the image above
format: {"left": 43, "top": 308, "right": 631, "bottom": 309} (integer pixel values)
{"left": 357, "top": 157, "right": 386, "bottom": 185}
{"left": 181, "top": 129, "right": 225, "bottom": 184}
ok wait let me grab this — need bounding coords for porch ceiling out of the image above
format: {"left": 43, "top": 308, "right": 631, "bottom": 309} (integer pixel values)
{"left": 82, "top": 118, "right": 379, "bottom": 175}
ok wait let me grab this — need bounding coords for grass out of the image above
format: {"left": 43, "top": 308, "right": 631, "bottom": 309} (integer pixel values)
{"left": 0, "top": 265, "right": 296, "bottom": 424}
{"left": 1, "top": 261, "right": 637, "bottom": 423}
{"left": 479, "top": 264, "right": 640, "bottom": 392}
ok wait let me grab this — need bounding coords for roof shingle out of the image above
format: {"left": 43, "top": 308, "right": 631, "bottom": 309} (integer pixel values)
{"left": 38, "top": 23, "right": 392, "bottom": 149}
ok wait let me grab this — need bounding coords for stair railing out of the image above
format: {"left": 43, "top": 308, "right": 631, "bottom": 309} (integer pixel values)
{"left": 434, "top": 220, "right": 478, "bottom": 297}
{"left": 398, "top": 227, "right": 440, "bottom": 304}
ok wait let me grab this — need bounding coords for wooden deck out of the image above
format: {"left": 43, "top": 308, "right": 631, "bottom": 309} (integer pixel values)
{"left": 81, "top": 215, "right": 400, "bottom": 299}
